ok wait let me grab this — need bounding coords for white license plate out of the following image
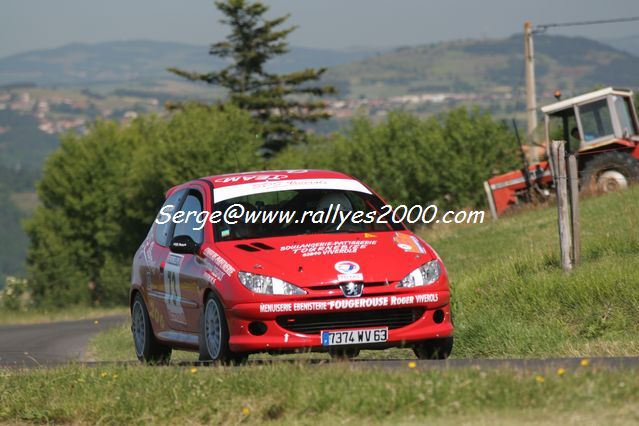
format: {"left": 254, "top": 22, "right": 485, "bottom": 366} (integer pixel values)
{"left": 321, "top": 328, "right": 388, "bottom": 346}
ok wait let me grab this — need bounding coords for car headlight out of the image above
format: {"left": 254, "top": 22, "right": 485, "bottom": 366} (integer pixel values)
{"left": 238, "top": 272, "right": 306, "bottom": 295}
{"left": 397, "top": 260, "right": 441, "bottom": 288}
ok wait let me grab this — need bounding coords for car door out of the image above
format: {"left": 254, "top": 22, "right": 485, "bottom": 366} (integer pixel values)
{"left": 146, "top": 188, "right": 187, "bottom": 335}
{"left": 168, "top": 187, "right": 210, "bottom": 333}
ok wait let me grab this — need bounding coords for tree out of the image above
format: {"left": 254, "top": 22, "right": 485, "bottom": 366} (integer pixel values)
{"left": 271, "top": 108, "right": 520, "bottom": 210}
{"left": 26, "top": 105, "right": 262, "bottom": 306}
{"left": 168, "top": 0, "right": 335, "bottom": 155}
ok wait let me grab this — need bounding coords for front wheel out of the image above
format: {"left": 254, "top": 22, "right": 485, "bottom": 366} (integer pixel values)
{"left": 199, "top": 293, "right": 247, "bottom": 365}
{"left": 131, "top": 293, "right": 172, "bottom": 364}
{"left": 413, "top": 336, "right": 453, "bottom": 360}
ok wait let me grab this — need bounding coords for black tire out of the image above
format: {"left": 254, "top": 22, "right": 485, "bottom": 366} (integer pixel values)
{"left": 580, "top": 152, "right": 639, "bottom": 194}
{"left": 199, "top": 293, "right": 248, "bottom": 365}
{"left": 328, "top": 348, "right": 360, "bottom": 360}
{"left": 131, "top": 293, "right": 172, "bottom": 364}
{"left": 413, "top": 336, "right": 453, "bottom": 360}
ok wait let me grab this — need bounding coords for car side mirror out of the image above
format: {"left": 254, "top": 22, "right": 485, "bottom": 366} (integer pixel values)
{"left": 169, "top": 235, "right": 201, "bottom": 255}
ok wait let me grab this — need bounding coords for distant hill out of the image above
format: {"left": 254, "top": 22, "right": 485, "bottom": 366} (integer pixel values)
{"left": 2, "top": 36, "right": 637, "bottom": 102}
{"left": 0, "top": 41, "right": 381, "bottom": 86}
{"left": 324, "top": 34, "right": 639, "bottom": 100}
{"left": 603, "top": 34, "right": 639, "bottom": 57}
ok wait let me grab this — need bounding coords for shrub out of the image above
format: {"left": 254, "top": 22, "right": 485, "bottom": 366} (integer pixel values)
{"left": 26, "top": 105, "right": 262, "bottom": 307}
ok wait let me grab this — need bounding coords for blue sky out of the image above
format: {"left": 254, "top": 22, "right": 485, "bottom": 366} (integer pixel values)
{"left": 1, "top": 0, "right": 638, "bottom": 57}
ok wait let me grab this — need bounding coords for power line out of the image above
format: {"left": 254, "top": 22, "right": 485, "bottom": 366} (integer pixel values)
{"left": 534, "top": 16, "right": 639, "bottom": 33}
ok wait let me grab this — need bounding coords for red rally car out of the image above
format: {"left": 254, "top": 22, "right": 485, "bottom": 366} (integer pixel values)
{"left": 130, "top": 170, "right": 453, "bottom": 363}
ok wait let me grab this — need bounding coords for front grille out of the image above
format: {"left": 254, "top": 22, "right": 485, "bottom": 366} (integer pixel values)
{"left": 276, "top": 308, "right": 424, "bottom": 334}
{"left": 308, "top": 281, "right": 391, "bottom": 291}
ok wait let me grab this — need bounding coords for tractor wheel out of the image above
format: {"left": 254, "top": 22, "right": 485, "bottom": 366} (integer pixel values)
{"left": 580, "top": 152, "right": 639, "bottom": 194}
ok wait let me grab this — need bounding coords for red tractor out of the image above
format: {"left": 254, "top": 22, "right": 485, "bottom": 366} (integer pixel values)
{"left": 485, "top": 87, "right": 639, "bottom": 218}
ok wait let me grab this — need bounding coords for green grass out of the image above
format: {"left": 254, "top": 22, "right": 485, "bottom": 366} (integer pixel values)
{"left": 0, "top": 306, "right": 127, "bottom": 326}
{"left": 429, "top": 186, "right": 639, "bottom": 358}
{"left": 1, "top": 363, "right": 638, "bottom": 425}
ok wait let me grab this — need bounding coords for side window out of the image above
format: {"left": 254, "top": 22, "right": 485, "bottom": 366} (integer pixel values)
{"left": 173, "top": 193, "right": 204, "bottom": 245}
{"left": 155, "top": 189, "right": 186, "bottom": 247}
{"left": 612, "top": 95, "right": 637, "bottom": 136}
{"left": 579, "top": 99, "right": 614, "bottom": 141}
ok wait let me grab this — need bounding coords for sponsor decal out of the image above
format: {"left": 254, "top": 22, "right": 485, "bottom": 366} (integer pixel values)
{"left": 215, "top": 174, "right": 289, "bottom": 183}
{"left": 203, "top": 248, "right": 236, "bottom": 276}
{"left": 334, "top": 261, "right": 364, "bottom": 282}
{"left": 214, "top": 170, "right": 308, "bottom": 184}
{"left": 337, "top": 273, "right": 364, "bottom": 282}
{"left": 147, "top": 301, "right": 166, "bottom": 329}
{"left": 334, "top": 261, "right": 360, "bottom": 274}
{"left": 163, "top": 254, "right": 186, "bottom": 325}
{"left": 214, "top": 178, "right": 372, "bottom": 203}
{"left": 393, "top": 233, "right": 426, "bottom": 254}
{"left": 280, "top": 240, "right": 377, "bottom": 257}
{"left": 142, "top": 238, "right": 154, "bottom": 266}
{"left": 203, "top": 264, "right": 225, "bottom": 284}
{"left": 258, "top": 293, "right": 439, "bottom": 313}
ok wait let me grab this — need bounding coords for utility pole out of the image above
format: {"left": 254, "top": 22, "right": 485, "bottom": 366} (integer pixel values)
{"left": 524, "top": 21, "right": 538, "bottom": 162}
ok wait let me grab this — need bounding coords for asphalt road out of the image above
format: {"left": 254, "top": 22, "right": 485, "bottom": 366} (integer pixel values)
{"left": 0, "top": 315, "right": 127, "bottom": 368}
{"left": 1, "top": 317, "right": 638, "bottom": 371}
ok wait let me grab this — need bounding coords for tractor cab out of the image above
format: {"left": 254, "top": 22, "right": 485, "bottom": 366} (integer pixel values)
{"left": 542, "top": 87, "right": 639, "bottom": 154}
{"left": 485, "top": 87, "right": 639, "bottom": 218}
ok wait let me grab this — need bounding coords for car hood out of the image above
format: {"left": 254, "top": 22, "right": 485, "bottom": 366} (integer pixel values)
{"left": 214, "top": 231, "right": 434, "bottom": 288}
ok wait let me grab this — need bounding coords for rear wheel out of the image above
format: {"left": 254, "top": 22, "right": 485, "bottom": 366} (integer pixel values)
{"left": 199, "top": 293, "right": 248, "bottom": 365}
{"left": 580, "top": 152, "right": 639, "bottom": 194}
{"left": 131, "top": 293, "right": 172, "bottom": 364}
{"left": 413, "top": 337, "right": 453, "bottom": 360}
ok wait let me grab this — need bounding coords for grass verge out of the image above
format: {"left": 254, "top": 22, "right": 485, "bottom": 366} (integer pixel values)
{"left": 0, "top": 306, "right": 127, "bottom": 326}
{"left": 428, "top": 186, "right": 639, "bottom": 358}
{"left": 1, "top": 363, "right": 638, "bottom": 425}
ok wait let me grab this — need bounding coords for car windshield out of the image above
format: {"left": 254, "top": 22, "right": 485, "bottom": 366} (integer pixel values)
{"left": 213, "top": 189, "right": 403, "bottom": 241}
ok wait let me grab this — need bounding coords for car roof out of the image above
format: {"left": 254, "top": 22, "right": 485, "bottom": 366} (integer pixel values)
{"left": 200, "top": 169, "right": 354, "bottom": 188}
{"left": 167, "top": 169, "right": 372, "bottom": 202}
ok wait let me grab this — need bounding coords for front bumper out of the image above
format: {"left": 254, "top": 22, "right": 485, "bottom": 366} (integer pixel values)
{"left": 226, "top": 290, "right": 453, "bottom": 352}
